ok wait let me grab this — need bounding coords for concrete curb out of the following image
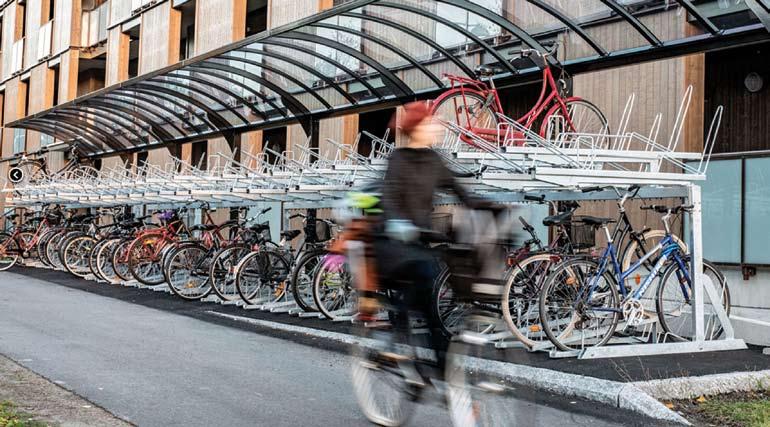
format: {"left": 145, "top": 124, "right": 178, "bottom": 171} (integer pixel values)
{"left": 633, "top": 369, "right": 770, "bottom": 401}
{"left": 207, "top": 311, "right": 690, "bottom": 425}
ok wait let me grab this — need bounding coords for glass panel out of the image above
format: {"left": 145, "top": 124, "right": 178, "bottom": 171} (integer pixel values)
{"left": 40, "top": 133, "right": 54, "bottom": 147}
{"left": 744, "top": 157, "right": 770, "bottom": 264}
{"left": 13, "top": 129, "right": 26, "bottom": 154}
{"left": 700, "top": 159, "right": 742, "bottom": 263}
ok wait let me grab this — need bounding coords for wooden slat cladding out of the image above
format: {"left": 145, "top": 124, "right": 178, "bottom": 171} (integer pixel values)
{"left": 269, "top": 0, "right": 318, "bottom": 28}
{"left": 705, "top": 42, "right": 770, "bottom": 154}
{"left": 195, "top": 0, "right": 247, "bottom": 55}
{"left": 139, "top": 2, "right": 181, "bottom": 74}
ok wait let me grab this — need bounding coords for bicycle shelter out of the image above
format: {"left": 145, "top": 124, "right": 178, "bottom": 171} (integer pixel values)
{"left": 5, "top": 0, "right": 770, "bottom": 359}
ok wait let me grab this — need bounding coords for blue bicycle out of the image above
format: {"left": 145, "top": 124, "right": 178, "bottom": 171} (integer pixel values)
{"left": 538, "top": 204, "right": 730, "bottom": 352}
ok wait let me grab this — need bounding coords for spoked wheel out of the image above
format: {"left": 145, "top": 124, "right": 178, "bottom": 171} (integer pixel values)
{"left": 501, "top": 253, "right": 558, "bottom": 349}
{"left": 430, "top": 91, "right": 500, "bottom": 145}
{"left": 209, "top": 244, "right": 251, "bottom": 302}
{"left": 128, "top": 234, "right": 167, "bottom": 285}
{"left": 111, "top": 239, "right": 133, "bottom": 282}
{"left": 17, "top": 232, "right": 37, "bottom": 262}
{"left": 433, "top": 269, "right": 495, "bottom": 338}
{"left": 89, "top": 239, "right": 110, "bottom": 280}
{"left": 0, "top": 233, "right": 20, "bottom": 271}
{"left": 45, "top": 232, "right": 67, "bottom": 270}
{"left": 166, "top": 244, "right": 213, "bottom": 300}
{"left": 290, "top": 250, "right": 326, "bottom": 312}
{"left": 63, "top": 235, "right": 97, "bottom": 278}
{"left": 97, "top": 238, "right": 122, "bottom": 284}
{"left": 656, "top": 258, "right": 730, "bottom": 341}
{"left": 541, "top": 98, "right": 608, "bottom": 145}
{"left": 312, "top": 256, "right": 357, "bottom": 320}
{"left": 350, "top": 328, "right": 417, "bottom": 427}
{"left": 235, "top": 250, "right": 290, "bottom": 305}
{"left": 36, "top": 230, "right": 58, "bottom": 267}
{"left": 446, "top": 313, "right": 516, "bottom": 427}
{"left": 14, "top": 160, "right": 48, "bottom": 186}
{"left": 539, "top": 259, "right": 620, "bottom": 352}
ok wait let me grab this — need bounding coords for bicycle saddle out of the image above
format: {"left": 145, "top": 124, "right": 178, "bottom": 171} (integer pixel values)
{"left": 542, "top": 211, "right": 573, "bottom": 227}
{"left": 475, "top": 64, "right": 504, "bottom": 77}
{"left": 5, "top": 214, "right": 18, "bottom": 220}
{"left": 190, "top": 224, "right": 217, "bottom": 232}
{"left": 578, "top": 216, "right": 615, "bottom": 226}
{"left": 280, "top": 230, "right": 302, "bottom": 241}
{"left": 250, "top": 223, "right": 270, "bottom": 233}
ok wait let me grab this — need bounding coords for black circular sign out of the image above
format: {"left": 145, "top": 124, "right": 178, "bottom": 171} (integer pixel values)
{"left": 8, "top": 167, "right": 24, "bottom": 184}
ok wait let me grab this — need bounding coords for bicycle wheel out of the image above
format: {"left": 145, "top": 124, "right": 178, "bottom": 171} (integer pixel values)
{"left": 209, "top": 244, "right": 251, "bottom": 302}
{"left": 539, "top": 259, "right": 620, "bottom": 352}
{"left": 63, "top": 235, "right": 97, "bottom": 278}
{"left": 166, "top": 243, "right": 213, "bottom": 300}
{"left": 290, "top": 250, "right": 327, "bottom": 312}
{"left": 620, "top": 230, "right": 687, "bottom": 306}
{"left": 17, "top": 232, "right": 38, "bottom": 261}
{"left": 656, "top": 258, "right": 730, "bottom": 341}
{"left": 501, "top": 253, "right": 558, "bottom": 348}
{"left": 312, "top": 256, "right": 357, "bottom": 320}
{"left": 46, "top": 231, "right": 67, "bottom": 270}
{"left": 350, "top": 327, "right": 416, "bottom": 427}
{"left": 14, "top": 160, "right": 48, "bottom": 186}
{"left": 0, "top": 232, "right": 20, "bottom": 271}
{"left": 128, "top": 233, "right": 167, "bottom": 285}
{"left": 432, "top": 267, "right": 495, "bottom": 338}
{"left": 235, "top": 250, "right": 290, "bottom": 305}
{"left": 89, "top": 239, "right": 109, "bottom": 280}
{"left": 37, "top": 230, "right": 58, "bottom": 267}
{"left": 446, "top": 315, "right": 516, "bottom": 427}
{"left": 97, "top": 238, "right": 122, "bottom": 284}
{"left": 541, "top": 98, "right": 608, "bottom": 143}
{"left": 431, "top": 91, "right": 499, "bottom": 142}
{"left": 111, "top": 239, "right": 133, "bottom": 282}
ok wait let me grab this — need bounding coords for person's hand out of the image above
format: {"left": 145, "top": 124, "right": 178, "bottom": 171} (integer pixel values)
{"left": 385, "top": 219, "right": 419, "bottom": 243}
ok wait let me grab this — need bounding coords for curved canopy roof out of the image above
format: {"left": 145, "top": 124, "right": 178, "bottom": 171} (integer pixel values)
{"left": 9, "top": 0, "right": 770, "bottom": 157}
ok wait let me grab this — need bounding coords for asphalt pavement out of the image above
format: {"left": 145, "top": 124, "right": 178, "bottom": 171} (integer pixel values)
{"left": 0, "top": 271, "right": 657, "bottom": 426}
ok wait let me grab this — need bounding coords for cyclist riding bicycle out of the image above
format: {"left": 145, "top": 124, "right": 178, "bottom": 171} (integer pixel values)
{"left": 377, "top": 101, "right": 502, "bottom": 379}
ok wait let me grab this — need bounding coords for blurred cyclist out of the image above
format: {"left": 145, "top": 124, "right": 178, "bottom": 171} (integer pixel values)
{"left": 378, "top": 101, "right": 498, "bottom": 382}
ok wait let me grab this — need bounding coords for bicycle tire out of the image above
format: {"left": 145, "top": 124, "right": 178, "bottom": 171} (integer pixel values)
{"left": 127, "top": 232, "right": 168, "bottom": 285}
{"left": 430, "top": 91, "right": 499, "bottom": 143}
{"left": 17, "top": 232, "right": 38, "bottom": 260}
{"left": 501, "top": 253, "right": 558, "bottom": 349}
{"left": 656, "top": 258, "right": 730, "bottom": 341}
{"left": 165, "top": 243, "right": 213, "bottom": 300}
{"left": 312, "top": 256, "right": 356, "bottom": 320}
{"left": 290, "top": 249, "right": 327, "bottom": 312}
{"left": 63, "top": 235, "right": 96, "bottom": 278}
{"left": 540, "top": 98, "right": 609, "bottom": 141}
{"left": 112, "top": 238, "right": 134, "bottom": 282}
{"left": 209, "top": 244, "right": 251, "bottom": 302}
{"left": 235, "top": 249, "right": 290, "bottom": 305}
{"left": 45, "top": 231, "right": 67, "bottom": 270}
{"left": 446, "top": 316, "right": 516, "bottom": 426}
{"left": 36, "top": 229, "right": 59, "bottom": 267}
{"left": 0, "top": 232, "right": 20, "bottom": 271}
{"left": 89, "top": 238, "right": 109, "bottom": 280}
{"left": 539, "top": 258, "right": 620, "bottom": 352}
{"left": 350, "top": 327, "right": 416, "bottom": 427}
{"left": 97, "top": 238, "right": 123, "bottom": 284}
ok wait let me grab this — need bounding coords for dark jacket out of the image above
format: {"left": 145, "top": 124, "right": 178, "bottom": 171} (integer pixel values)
{"left": 382, "top": 147, "right": 481, "bottom": 229}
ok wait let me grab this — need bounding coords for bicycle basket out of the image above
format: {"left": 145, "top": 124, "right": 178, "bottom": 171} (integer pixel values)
{"left": 570, "top": 216, "right": 597, "bottom": 249}
{"left": 314, "top": 219, "right": 332, "bottom": 243}
{"left": 430, "top": 213, "right": 453, "bottom": 236}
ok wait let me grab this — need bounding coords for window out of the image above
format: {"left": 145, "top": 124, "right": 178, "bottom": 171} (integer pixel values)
{"left": 13, "top": 129, "right": 26, "bottom": 154}
{"left": 123, "top": 24, "right": 141, "bottom": 79}
{"left": 191, "top": 141, "right": 207, "bottom": 170}
{"left": 245, "top": 0, "right": 267, "bottom": 37}
{"left": 40, "top": 134, "right": 54, "bottom": 147}
{"left": 263, "top": 127, "right": 287, "bottom": 165}
{"left": 698, "top": 156, "right": 770, "bottom": 265}
{"left": 42, "top": 0, "right": 54, "bottom": 23}
{"left": 178, "top": 0, "right": 196, "bottom": 60}
{"left": 51, "top": 64, "right": 60, "bottom": 105}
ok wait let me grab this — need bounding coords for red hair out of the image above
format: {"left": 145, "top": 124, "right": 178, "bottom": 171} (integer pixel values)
{"left": 390, "top": 101, "right": 432, "bottom": 136}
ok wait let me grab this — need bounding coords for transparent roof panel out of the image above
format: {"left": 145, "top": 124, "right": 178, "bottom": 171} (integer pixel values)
{"left": 8, "top": 0, "right": 768, "bottom": 157}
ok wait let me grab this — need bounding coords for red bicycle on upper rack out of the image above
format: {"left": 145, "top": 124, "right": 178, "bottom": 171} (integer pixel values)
{"left": 430, "top": 44, "right": 608, "bottom": 146}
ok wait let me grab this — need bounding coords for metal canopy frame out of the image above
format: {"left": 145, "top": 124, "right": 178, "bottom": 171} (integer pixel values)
{"left": 8, "top": 0, "right": 770, "bottom": 158}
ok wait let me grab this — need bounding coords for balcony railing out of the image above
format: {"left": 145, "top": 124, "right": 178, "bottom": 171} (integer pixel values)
{"left": 37, "top": 20, "right": 53, "bottom": 61}
{"left": 11, "top": 38, "right": 24, "bottom": 74}
{"left": 81, "top": 1, "right": 109, "bottom": 47}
